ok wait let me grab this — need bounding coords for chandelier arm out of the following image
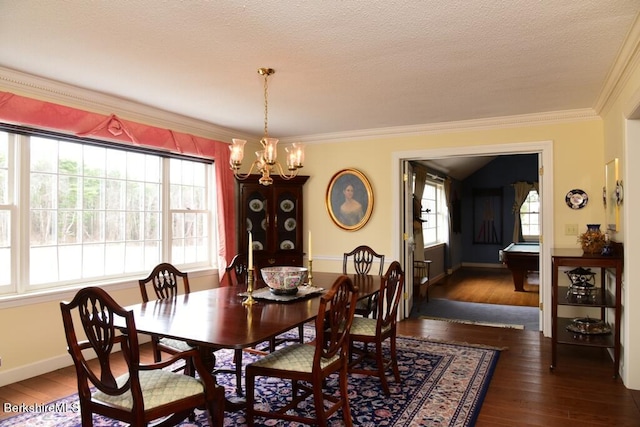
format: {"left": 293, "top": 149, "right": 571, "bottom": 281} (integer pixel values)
{"left": 232, "top": 160, "right": 262, "bottom": 181}
{"left": 272, "top": 161, "right": 299, "bottom": 180}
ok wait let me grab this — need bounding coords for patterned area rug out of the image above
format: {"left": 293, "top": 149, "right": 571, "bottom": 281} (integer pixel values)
{"left": 1, "top": 333, "right": 500, "bottom": 426}
{"left": 419, "top": 316, "right": 525, "bottom": 329}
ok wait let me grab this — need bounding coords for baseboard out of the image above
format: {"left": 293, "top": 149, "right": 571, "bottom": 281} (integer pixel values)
{"left": 461, "top": 262, "right": 506, "bottom": 269}
{"left": 0, "top": 354, "right": 72, "bottom": 387}
{"left": 0, "top": 335, "right": 151, "bottom": 387}
{"left": 430, "top": 271, "right": 447, "bottom": 286}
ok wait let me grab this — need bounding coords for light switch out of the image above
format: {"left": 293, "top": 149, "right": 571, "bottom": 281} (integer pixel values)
{"left": 565, "top": 224, "right": 579, "bottom": 235}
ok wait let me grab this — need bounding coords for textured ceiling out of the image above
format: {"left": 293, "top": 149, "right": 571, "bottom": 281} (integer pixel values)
{"left": 0, "top": 1, "right": 639, "bottom": 143}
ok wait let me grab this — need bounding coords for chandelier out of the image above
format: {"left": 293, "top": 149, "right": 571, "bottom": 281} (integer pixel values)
{"left": 229, "top": 67, "right": 305, "bottom": 186}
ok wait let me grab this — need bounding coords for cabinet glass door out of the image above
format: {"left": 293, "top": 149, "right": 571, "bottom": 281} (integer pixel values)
{"left": 245, "top": 189, "right": 268, "bottom": 253}
{"left": 276, "top": 190, "right": 298, "bottom": 252}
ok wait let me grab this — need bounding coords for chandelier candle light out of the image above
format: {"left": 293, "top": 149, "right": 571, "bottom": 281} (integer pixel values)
{"left": 229, "top": 68, "right": 305, "bottom": 186}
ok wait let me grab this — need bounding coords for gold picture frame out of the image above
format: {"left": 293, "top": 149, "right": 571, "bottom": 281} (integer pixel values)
{"left": 605, "top": 158, "right": 621, "bottom": 231}
{"left": 326, "top": 168, "right": 373, "bottom": 231}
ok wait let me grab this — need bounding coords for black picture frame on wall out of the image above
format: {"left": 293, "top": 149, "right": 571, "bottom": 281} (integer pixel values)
{"left": 473, "top": 188, "right": 503, "bottom": 244}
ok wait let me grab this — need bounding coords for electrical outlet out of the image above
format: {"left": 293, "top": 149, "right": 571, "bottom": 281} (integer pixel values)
{"left": 565, "top": 224, "right": 579, "bottom": 235}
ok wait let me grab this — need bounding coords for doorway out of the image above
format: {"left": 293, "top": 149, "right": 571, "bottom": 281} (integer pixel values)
{"left": 392, "top": 141, "right": 554, "bottom": 337}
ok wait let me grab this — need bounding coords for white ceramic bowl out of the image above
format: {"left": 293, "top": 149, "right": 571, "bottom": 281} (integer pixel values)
{"left": 260, "top": 266, "right": 308, "bottom": 295}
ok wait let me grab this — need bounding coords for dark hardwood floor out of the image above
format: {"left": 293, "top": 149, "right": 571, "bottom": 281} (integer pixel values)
{"left": 2, "top": 269, "right": 639, "bottom": 426}
{"left": 1, "top": 320, "right": 639, "bottom": 426}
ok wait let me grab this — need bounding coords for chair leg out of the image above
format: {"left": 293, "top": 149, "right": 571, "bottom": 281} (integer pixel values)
{"left": 298, "top": 324, "right": 304, "bottom": 343}
{"left": 234, "top": 349, "right": 243, "bottom": 396}
{"left": 390, "top": 335, "right": 401, "bottom": 383}
{"left": 246, "top": 370, "right": 255, "bottom": 427}
{"left": 376, "top": 340, "right": 391, "bottom": 396}
{"left": 81, "top": 407, "right": 92, "bottom": 426}
{"left": 313, "top": 378, "right": 329, "bottom": 427}
{"left": 185, "top": 359, "right": 195, "bottom": 377}
{"left": 339, "top": 366, "right": 354, "bottom": 427}
{"left": 152, "top": 341, "right": 162, "bottom": 362}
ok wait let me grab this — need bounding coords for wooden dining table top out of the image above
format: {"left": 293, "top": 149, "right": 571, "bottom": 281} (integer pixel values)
{"left": 124, "top": 271, "right": 380, "bottom": 351}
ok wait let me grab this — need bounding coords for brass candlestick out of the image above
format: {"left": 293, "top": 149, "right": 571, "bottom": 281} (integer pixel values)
{"left": 243, "top": 268, "right": 256, "bottom": 306}
{"left": 308, "top": 259, "right": 313, "bottom": 286}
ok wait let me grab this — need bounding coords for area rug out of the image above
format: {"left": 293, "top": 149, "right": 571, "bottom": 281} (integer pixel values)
{"left": 412, "top": 298, "right": 539, "bottom": 331}
{"left": 1, "top": 334, "right": 500, "bottom": 427}
{"left": 419, "top": 315, "right": 525, "bottom": 329}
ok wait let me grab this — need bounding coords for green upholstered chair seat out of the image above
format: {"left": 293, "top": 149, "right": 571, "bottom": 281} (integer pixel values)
{"left": 93, "top": 369, "right": 205, "bottom": 410}
{"left": 249, "top": 343, "right": 339, "bottom": 373}
{"left": 350, "top": 317, "right": 391, "bottom": 337}
{"left": 158, "top": 337, "right": 194, "bottom": 352}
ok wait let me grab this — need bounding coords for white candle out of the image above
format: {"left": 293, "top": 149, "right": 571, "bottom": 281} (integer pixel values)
{"left": 248, "top": 231, "right": 253, "bottom": 269}
{"left": 308, "top": 231, "right": 312, "bottom": 261}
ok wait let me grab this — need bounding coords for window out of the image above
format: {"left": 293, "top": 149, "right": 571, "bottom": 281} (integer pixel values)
{"left": 1, "top": 130, "right": 215, "bottom": 296}
{"left": 420, "top": 180, "right": 447, "bottom": 246}
{"left": 520, "top": 189, "right": 539, "bottom": 240}
{"left": 0, "top": 132, "right": 11, "bottom": 288}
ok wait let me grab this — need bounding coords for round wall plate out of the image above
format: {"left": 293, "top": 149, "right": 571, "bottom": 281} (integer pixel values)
{"left": 566, "top": 189, "right": 588, "bottom": 209}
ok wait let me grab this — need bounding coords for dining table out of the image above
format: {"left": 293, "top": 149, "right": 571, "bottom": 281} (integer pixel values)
{"left": 120, "top": 271, "right": 381, "bottom": 411}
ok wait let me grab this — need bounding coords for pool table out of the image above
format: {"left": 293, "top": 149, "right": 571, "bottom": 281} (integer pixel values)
{"left": 499, "top": 242, "right": 539, "bottom": 292}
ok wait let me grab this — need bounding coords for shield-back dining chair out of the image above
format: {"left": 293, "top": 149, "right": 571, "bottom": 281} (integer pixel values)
{"left": 60, "top": 286, "right": 225, "bottom": 426}
{"left": 348, "top": 260, "right": 405, "bottom": 395}
{"left": 138, "top": 263, "right": 194, "bottom": 373}
{"left": 140, "top": 262, "right": 243, "bottom": 396}
{"left": 343, "top": 245, "right": 385, "bottom": 318}
{"left": 245, "top": 275, "right": 358, "bottom": 427}
{"left": 222, "top": 254, "right": 305, "bottom": 353}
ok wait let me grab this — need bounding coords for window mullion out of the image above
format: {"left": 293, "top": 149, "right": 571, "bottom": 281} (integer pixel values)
{"left": 17, "top": 134, "right": 30, "bottom": 294}
{"left": 162, "top": 157, "right": 171, "bottom": 262}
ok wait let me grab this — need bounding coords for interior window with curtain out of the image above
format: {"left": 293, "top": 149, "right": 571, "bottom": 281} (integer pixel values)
{"left": 421, "top": 180, "right": 447, "bottom": 246}
{"left": 519, "top": 189, "right": 540, "bottom": 241}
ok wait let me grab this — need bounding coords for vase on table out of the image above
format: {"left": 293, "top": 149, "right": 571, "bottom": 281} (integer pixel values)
{"left": 578, "top": 224, "right": 606, "bottom": 254}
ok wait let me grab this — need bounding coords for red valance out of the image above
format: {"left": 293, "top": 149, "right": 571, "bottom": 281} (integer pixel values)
{"left": 0, "top": 90, "right": 236, "bottom": 266}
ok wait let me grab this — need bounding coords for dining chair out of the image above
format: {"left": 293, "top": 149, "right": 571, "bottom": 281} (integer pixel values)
{"left": 223, "top": 255, "right": 305, "bottom": 351}
{"left": 218, "top": 254, "right": 252, "bottom": 395}
{"left": 221, "top": 253, "right": 249, "bottom": 287}
{"left": 140, "top": 262, "right": 244, "bottom": 396}
{"left": 138, "top": 263, "right": 194, "bottom": 373}
{"left": 343, "top": 245, "right": 385, "bottom": 318}
{"left": 348, "top": 260, "right": 404, "bottom": 395}
{"left": 245, "top": 275, "right": 358, "bottom": 427}
{"left": 413, "top": 259, "right": 432, "bottom": 302}
{"left": 60, "top": 286, "right": 225, "bottom": 427}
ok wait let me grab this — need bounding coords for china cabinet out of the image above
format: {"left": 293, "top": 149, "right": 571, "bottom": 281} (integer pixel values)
{"left": 550, "top": 244, "right": 623, "bottom": 378}
{"left": 236, "top": 175, "right": 309, "bottom": 272}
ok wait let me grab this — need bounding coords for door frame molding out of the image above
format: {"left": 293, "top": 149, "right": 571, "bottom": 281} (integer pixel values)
{"left": 391, "top": 140, "right": 554, "bottom": 336}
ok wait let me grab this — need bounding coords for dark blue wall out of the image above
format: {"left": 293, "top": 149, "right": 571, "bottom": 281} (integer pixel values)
{"left": 461, "top": 154, "right": 538, "bottom": 264}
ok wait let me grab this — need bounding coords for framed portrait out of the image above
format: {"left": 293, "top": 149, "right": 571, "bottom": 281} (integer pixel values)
{"left": 326, "top": 169, "right": 373, "bottom": 231}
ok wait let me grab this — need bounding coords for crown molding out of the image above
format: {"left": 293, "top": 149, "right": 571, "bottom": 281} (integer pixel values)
{"left": 595, "top": 13, "right": 640, "bottom": 117}
{"left": 0, "top": 66, "right": 253, "bottom": 142}
{"left": 279, "top": 109, "right": 600, "bottom": 144}
{"left": 1, "top": 66, "right": 601, "bottom": 147}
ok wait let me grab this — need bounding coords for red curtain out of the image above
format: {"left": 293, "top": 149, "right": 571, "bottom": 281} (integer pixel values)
{"left": 0, "top": 91, "right": 236, "bottom": 266}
